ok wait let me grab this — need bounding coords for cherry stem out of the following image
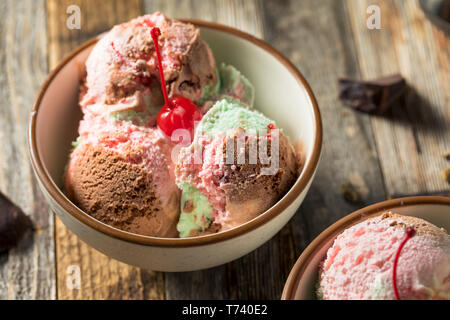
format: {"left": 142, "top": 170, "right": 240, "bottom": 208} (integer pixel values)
{"left": 392, "top": 227, "right": 415, "bottom": 300}
{"left": 151, "top": 27, "right": 171, "bottom": 108}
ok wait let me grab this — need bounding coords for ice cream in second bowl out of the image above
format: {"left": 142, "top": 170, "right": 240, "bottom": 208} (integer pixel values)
{"left": 318, "top": 212, "right": 450, "bottom": 300}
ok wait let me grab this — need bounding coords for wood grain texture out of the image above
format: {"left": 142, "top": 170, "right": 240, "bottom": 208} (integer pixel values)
{"left": 0, "top": 0, "right": 56, "bottom": 300}
{"left": 347, "top": 0, "right": 450, "bottom": 196}
{"left": 46, "top": 0, "right": 165, "bottom": 300}
{"left": 144, "top": 0, "right": 265, "bottom": 37}
{"left": 47, "top": 0, "right": 143, "bottom": 70}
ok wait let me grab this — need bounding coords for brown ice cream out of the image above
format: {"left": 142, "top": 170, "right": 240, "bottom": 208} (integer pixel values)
{"left": 65, "top": 143, "right": 179, "bottom": 237}
{"left": 175, "top": 99, "right": 300, "bottom": 237}
{"left": 380, "top": 212, "right": 448, "bottom": 238}
{"left": 168, "top": 36, "right": 218, "bottom": 103}
{"left": 219, "top": 128, "right": 298, "bottom": 230}
{"left": 81, "top": 12, "right": 218, "bottom": 111}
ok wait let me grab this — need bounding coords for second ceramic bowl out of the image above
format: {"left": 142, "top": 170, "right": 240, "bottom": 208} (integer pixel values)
{"left": 282, "top": 196, "right": 450, "bottom": 300}
{"left": 28, "top": 20, "right": 322, "bottom": 271}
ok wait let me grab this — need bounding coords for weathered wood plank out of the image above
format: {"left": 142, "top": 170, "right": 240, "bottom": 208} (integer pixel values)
{"left": 263, "top": 0, "right": 387, "bottom": 275}
{"left": 0, "top": 0, "right": 56, "bottom": 299}
{"left": 46, "top": 0, "right": 165, "bottom": 300}
{"left": 47, "top": 0, "right": 143, "bottom": 70}
{"left": 144, "top": 0, "right": 265, "bottom": 37}
{"left": 347, "top": 0, "right": 450, "bottom": 196}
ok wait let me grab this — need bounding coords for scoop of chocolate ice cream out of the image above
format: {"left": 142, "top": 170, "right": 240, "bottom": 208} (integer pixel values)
{"left": 65, "top": 143, "right": 179, "bottom": 237}
{"left": 168, "top": 36, "right": 218, "bottom": 104}
{"left": 219, "top": 128, "right": 298, "bottom": 230}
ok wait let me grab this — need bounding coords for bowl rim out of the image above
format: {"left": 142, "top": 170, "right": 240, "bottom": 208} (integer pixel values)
{"left": 281, "top": 195, "right": 450, "bottom": 300}
{"left": 28, "top": 19, "right": 323, "bottom": 248}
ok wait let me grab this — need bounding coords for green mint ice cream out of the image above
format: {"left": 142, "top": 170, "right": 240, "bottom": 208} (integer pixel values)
{"left": 177, "top": 182, "right": 213, "bottom": 237}
{"left": 217, "top": 63, "right": 255, "bottom": 107}
{"left": 199, "top": 69, "right": 221, "bottom": 104}
{"left": 195, "top": 98, "right": 274, "bottom": 141}
{"left": 199, "top": 63, "right": 255, "bottom": 107}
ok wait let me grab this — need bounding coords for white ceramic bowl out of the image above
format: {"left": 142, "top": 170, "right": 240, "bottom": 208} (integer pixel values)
{"left": 282, "top": 196, "right": 450, "bottom": 299}
{"left": 28, "top": 20, "right": 322, "bottom": 272}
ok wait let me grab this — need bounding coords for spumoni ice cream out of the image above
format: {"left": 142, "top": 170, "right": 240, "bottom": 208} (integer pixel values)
{"left": 65, "top": 12, "right": 299, "bottom": 238}
{"left": 318, "top": 212, "right": 450, "bottom": 300}
{"left": 175, "top": 99, "right": 298, "bottom": 237}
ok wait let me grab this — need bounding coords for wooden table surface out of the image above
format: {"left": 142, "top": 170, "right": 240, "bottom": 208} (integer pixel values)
{"left": 0, "top": 0, "right": 449, "bottom": 299}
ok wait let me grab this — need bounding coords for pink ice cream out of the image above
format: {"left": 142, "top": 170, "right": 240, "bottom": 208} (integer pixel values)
{"left": 80, "top": 12, "right": 218, "bottom": 116}
{"left": 318, "top": 212, "right": 450, "bottom": 300}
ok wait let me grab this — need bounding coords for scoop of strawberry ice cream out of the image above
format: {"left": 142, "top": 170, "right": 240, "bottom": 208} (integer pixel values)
{"left": 80, "top": 12, "right": 218, "bottom": 114}
{"left": 318, "top": 212, "right": 450, "bottom": 300}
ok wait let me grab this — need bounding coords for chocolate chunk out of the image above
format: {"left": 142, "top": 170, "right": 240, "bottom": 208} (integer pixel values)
{"left": 0, "top": 192, "right": 32, "bottom": 253}
{"left": 440, "top": 0, "right": 450, "bottom": 22}
{"left": 339, "top": 74, "right": 407, "bottom": 114}
{"left": 339, "top": 181, "right": 360, "bottom": 203}
{"left": 178, "top": 80, "right": 195, "bottom": 91}
{"left": 183, "top": 199, "right": 195, "bottom": 213}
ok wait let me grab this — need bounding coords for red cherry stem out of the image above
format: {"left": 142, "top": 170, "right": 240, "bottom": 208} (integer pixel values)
{"left": 150, "top": 28, "right": 171, "bottom": 108}
{"left": 392, "top": 227, "right": 415, "bottom": 300}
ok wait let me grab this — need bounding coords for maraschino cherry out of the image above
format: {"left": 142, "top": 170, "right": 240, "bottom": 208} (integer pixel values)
{"left": 150, "top": 27, "right": 202, "bottom": 141}
{"left": 392, "top": 227, "right": 415, "bottom": 300}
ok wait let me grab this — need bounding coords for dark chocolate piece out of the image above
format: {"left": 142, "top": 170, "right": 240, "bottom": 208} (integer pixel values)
{"left": 440, "top": 0, "right": 450, "bottom": 22}
{"left": 339, "top": 74, "right": 407, "bottom": 114}
{"left": 339, "top": 181, "right": 360, "bottom": 203}
{"left": 0, "top": 192, "right": 32, "bottom": 253}
{"left": 183, "top": 199, "right": 195, "bottom": 213}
